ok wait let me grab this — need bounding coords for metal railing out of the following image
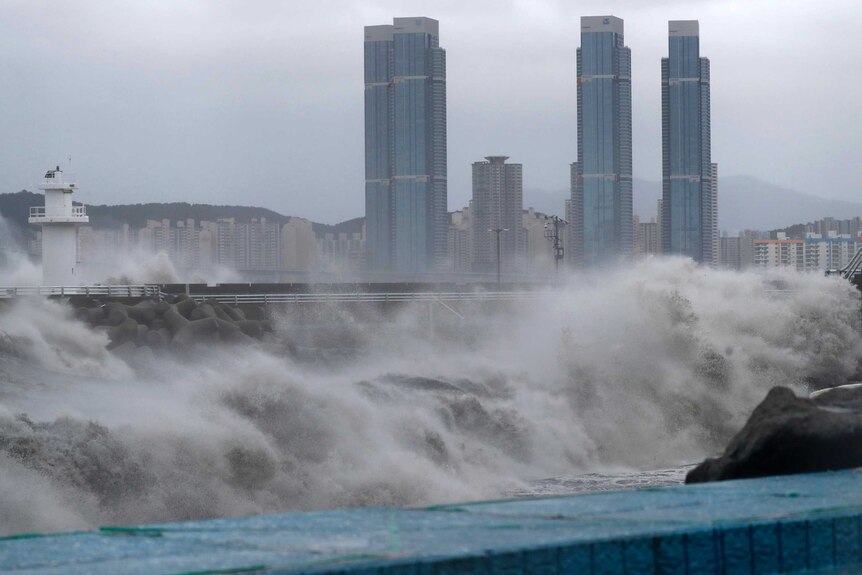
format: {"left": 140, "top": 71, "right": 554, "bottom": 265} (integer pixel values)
{"left": 29, "top": 206, "right": 87, "bottom": 218}
{"left": 187, "top": 291, "right": 542, "bottom": 305}
{"left": 0, "top": 285, "right": 160, "bottom": 299}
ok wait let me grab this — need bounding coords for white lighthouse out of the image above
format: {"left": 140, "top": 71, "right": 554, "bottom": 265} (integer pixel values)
{"left": 28, "top": 167, "right": 89, "bottom": 286}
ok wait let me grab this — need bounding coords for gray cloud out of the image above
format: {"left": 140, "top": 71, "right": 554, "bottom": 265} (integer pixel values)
{"left": 1, "top": 0, "right": 859, "bottom": 223}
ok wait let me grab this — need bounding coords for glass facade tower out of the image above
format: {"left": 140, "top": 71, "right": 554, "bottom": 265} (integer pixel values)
{"left": 364, "top": 18, "right": 447, "bottom": 273}
{"left": 570, "top": 16, "right": 633, "bottom": 267}
{"left": 661, "top": 20, "right": 715, "bottom": 264}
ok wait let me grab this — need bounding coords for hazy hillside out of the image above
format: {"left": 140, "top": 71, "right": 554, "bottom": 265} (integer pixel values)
{"left": 0, "top": 191, "right": 361, "bottom": 240}
{"left": 526, "top": 176, "right": 862, "bottom": 232}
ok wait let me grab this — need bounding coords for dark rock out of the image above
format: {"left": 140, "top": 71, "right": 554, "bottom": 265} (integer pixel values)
{"left": 686, "top": 386, "right": 862, "bottom": 484}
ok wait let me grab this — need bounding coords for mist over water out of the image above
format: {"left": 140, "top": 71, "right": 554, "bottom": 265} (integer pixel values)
{"left": 0, "top": 257, "right": 860, "bottom": 536}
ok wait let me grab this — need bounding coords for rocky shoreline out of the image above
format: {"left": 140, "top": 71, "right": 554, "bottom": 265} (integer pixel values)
{"left": 687, "top": 384, "right": 862, "bottom": 483}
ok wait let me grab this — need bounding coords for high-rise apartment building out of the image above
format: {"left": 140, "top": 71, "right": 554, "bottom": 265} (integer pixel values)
{"left": 661, "top": 20, "right": 716, "bottom": 264}
{"left": 472, "top": 156, "right": 524, "bottom": 273}
{"left": 364, "top": 17, "right": 447, "bottom": 274}
{"left": 447, "top": 205, "right": 473, "bottom": 273}
{"left": 570, "top": 16, "right": 633, "bottom": 267}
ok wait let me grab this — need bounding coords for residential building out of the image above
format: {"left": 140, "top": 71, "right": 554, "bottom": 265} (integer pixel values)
{"left": 753, "top": 233, "right": 804, "bottom": 270}
{"left": 570, "top": 16, "right": 633, "bottom": 267}
{"left": 661, "top": 20, "right": 715, "bottom": 265}
{"left": 317, "top": 231, "right": 365, "bottom": 275}
{"left": 661, "top": 20, "right": 718, "bottom": 265}
{"left": 471, "top": 156, "right": 524, "bottom": 273}
{"left": 719, "top": 232, "right": 755, "bottom": 270}
{"left": 364, "top": 17, "right": 447, "bottom": 274}
{"left": 281, "top": 217, "right": 316, "bottom": 271}
{"left": 522, "top": 208, "right": 558, "bottom": 273}
{"left": 710, "top": 163, "right": 719, "bottom": 266}
{"left": 636, "top": 219, "right": 660, "bottom": 257}
{"left": 447, "top": 205, "right": 473, "bottom": 273}
{"left": 804, "top": 232, "right": 862, "bottom": 272}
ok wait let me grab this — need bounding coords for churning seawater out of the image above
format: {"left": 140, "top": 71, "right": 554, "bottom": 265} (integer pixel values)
{"left": 0, "top": 257, "right": 860, "bottom": 536}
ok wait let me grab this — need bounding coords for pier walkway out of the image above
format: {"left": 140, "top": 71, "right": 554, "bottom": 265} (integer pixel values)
{"left": 4, "top": 470, "right": 862, "bottom": 574}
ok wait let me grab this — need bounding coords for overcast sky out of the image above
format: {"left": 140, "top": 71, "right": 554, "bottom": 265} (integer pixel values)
{"left": 1, "top": 1, "right": 859, "bottom": 223}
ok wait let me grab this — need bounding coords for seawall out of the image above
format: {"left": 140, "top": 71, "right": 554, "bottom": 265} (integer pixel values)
{"left": 4, "top": 470, "right": 862, "bottom": 574}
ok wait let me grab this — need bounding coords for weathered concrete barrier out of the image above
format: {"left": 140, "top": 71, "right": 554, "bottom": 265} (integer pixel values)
{"left": 4, "top": 470, "right": 862, "bottom": 574}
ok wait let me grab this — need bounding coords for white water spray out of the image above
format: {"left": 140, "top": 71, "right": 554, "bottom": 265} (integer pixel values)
{"left": 0, "top": 258, "right": 859, "bottom": 535}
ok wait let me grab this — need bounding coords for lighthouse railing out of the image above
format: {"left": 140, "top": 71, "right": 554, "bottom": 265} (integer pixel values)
{"left": 29, "top": 206, "right": 88, "bottom": 218}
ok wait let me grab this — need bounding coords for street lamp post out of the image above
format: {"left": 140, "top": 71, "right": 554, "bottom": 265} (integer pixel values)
{"left": 543, "top": 216, "right": 567, "bottom": 274}
{"left": 489, "top": 228, "right": 509, "bottom": 285}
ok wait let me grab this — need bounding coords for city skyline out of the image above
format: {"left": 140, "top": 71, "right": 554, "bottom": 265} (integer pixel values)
{"left": 1, "top": 1, "right": 860, "bottom": 225}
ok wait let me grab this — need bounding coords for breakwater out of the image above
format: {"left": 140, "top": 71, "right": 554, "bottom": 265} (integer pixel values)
{"left": 71, "top": 295, "right": 273, "bottom": 352}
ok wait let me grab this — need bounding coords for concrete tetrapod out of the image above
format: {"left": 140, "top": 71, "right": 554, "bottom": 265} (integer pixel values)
{"left": 67, "top": 296, "right": 271, "bottom": 351}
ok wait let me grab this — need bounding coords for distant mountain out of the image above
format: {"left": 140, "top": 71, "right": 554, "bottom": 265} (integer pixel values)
{"left": 524, "top": 180, "right": 663, "bottom": 221}
{"left": 85, "top": 201, "right": 289, "bottom": 229}
{"left": 715, "top": 176, "right": 862, "bottom": 232}
{"left": 0, "top": 191, "right": 41, "bottom": 233}
{"left": 526, "top": 176, "right": 862, "bottom": 232}
{"left": 312, "top": 217, "right": 364, "bottom": 236}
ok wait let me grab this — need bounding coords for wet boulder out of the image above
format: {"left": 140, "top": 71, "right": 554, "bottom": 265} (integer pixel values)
{"left": 686, "top": 385, "right": 862, "bottom": 484}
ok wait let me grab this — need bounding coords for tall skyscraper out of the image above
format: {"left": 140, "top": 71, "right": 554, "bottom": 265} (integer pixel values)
{"left": 364, "top": 17, "right": 447, "bottom": 274}
{"left": 471, "top": 156, "right": 524, "bottom": 273}
{"left": 570, "top": 16, "right": 633, "bottom": 267}
{"left": 661, "top": 20, "right": 715, "bottom": 264}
